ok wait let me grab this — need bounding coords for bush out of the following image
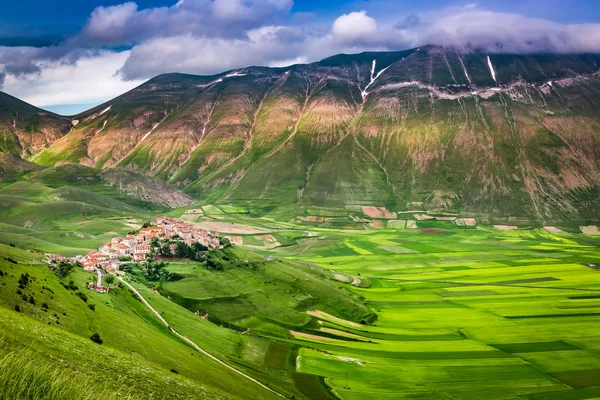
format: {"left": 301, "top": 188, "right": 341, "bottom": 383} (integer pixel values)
{"left": 18, "top": 273, "right": 30, "bottom": 288}
{"left": 88, "top": 304, "right": 96, "bottom": 311}
{"left": 76, "top": 292, "right": 88, "bottom": 303}
{"left": 103, "top": 275, "right": 115, "bottom": 286}
{"left": 90, "top": 333, "right": 102, "bottom": 344}
{"left": 14, "top": 305, "right": 20, "bottom": 312}
{"left": 56, "top": 262, "right": 74, "bottom": 279}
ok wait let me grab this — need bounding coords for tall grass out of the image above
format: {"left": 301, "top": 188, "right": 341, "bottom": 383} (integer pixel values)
{"left": 0, "top": 349, "right": 132, "bottom": 400}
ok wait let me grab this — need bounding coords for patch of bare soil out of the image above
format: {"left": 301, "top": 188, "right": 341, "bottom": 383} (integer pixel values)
{"left": 225, "top": 236, "right": 243, "bottom": 245}
{"left": 195, "top": 221, "right": 268, "bottom": 234}
{"left": 414, "top": 213, "right": 435, "bottom": 220}
{"left": 581, "top": 226, "right": 600, "bottom": 235}
{"left": 420, "top": 228, "right": 449, "bottom": 235}
{"left": 406, "top": 221, "right": 418, "bottom": 229}
{"left": 298, "top": 216, "right": 325, "bottom": 223}
{"left": 333, "top": 274, "right": 351, "bottom": 283}
{"left": 289, "top": 331, "right": 339, "bottom": 342}
{"left": 307, "top": 310, "right": 363, "bottom": 328}
{"left": 455, "top": 218, "right": 477, "bottom": 227}
{"left": 254, "top": 234, "right": 281, "bottom": 248}
{"left": 361, "top": 206, "right": 397, "bottom": 219}
{"left": 543, "top": 226, "right": 564, "bottom": 234}
{"left": 367, "top": 220, "right": 385, "bottom": 229}
{"left": 493, "top": 225, "right": 518, "bottom": 230}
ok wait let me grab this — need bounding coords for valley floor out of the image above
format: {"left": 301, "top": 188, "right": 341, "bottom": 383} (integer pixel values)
{"left": 264, "top": 226, "right": 600, "bottom": 399}
{"left": 2, "top": 198, "right": 600, "bottom": 399}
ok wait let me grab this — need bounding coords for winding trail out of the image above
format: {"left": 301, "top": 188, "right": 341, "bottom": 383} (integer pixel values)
{"left": 116, "top": 276, "right": 285, "bottom": 398}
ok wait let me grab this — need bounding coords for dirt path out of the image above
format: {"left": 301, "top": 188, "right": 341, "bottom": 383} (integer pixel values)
{"left": 116, "top": 277, "right": 285, "bottom": 398}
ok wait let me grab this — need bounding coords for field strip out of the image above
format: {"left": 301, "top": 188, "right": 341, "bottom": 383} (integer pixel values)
{"left": 117, "top": 276, "right": 286, "bottom": 398}
{"left": 369, "top": 276, "right": 600, "bottom": 293}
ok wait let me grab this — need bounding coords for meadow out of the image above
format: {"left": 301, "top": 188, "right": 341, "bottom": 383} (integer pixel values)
{"left": 2, "top": 168, "right": 600, "bottom": 399}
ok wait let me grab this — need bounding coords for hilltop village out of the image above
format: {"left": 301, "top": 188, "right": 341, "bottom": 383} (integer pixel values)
{"left": 46, "top": 217, "right": 225, "bottom": 292}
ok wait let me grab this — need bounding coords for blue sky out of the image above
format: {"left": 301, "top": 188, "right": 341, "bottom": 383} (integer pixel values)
{"left": 1, "top": 0, "right": 600, "bottom": 114}
{"left": 2, "top": 0, "right": 599, "bottom": 35}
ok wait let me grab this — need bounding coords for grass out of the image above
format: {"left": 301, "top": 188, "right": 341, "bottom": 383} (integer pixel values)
{"left": 0, "top": 348, "right": 131, "bottom": 400}
{"left": 255, "top": 225, "right": 600, "bottom": 399}
{"left": 0, "top": 244, "right": 278, "bottom": 400}
{"left": 2, "top": 161, "right": 600, "bottom": 399}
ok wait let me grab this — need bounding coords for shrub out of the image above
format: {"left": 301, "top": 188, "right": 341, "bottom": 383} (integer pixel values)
{"left": 103, "top": 275, "right": 115, "bottom": 286}
{"left": 14, "top": 305, "right": 20, "bottom": 312}
{"left": 90, "top": 333, "right": 102, "bottom": 344}
{"left": 56, "top": 262, "right": 74, "bottom": 279}
{"left": 18, "top": 273, "right": 30, "bottom": 287}
{"left": 88, "top": 304, "right": 96, "bottom": 311}
{"left": 76, "top": 292, "right": 88, "bottom": 303}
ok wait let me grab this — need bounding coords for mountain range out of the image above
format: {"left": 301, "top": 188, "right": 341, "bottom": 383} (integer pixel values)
{"left": 2, "top": 45, "right": 600, "bottom": 222}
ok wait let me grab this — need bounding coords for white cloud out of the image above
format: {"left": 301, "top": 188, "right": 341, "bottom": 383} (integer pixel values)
{"left": 4, "top": 1, "right": 600, "bottom": 109}
{"left": 332, "top": 11, "right": 378, "bottom": 44}
{"left": 2, "top": 50, "right": 143, "bottom": 108}
{"left": 399, "top": 5, "right": 600, "bottom": 53}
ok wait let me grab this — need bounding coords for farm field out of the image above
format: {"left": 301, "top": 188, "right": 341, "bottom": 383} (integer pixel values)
{"left": 2, "top": 169, "right": 600, "bottom": 400}
{"left": 258, "top": 226, "right": 600, "bottom": 399}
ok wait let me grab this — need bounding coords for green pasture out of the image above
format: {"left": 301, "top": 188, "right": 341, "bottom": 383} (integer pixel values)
{"left": 264, "top": 226, "right": 600, "bottom": 399}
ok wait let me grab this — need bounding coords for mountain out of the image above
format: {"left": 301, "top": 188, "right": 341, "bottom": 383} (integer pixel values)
{"left": 0, "top": 91, "right": 72, "bottom": 157}
{"left": 5, "top": 46, "right": 600, "bottom": 221}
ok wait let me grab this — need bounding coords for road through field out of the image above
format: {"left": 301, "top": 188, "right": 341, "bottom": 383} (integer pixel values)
{"left": 116, "top": 276, "right": 285, "bottom": 398}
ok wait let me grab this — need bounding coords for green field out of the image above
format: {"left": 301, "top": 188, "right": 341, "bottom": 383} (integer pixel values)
{"left": 252, "top": 226, "right": 600, "bottom": 399}
{"left": 2, "top": 163, "right": 600, "bottom": 399}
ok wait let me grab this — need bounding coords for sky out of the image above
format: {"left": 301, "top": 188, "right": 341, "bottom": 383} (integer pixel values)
{"left": 1, "top": 0, "right": 600, "bottom": 115}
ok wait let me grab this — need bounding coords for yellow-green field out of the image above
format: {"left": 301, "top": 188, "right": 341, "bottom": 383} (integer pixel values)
{"left": 259, "top": 226, "right": 600, "bottom": 399}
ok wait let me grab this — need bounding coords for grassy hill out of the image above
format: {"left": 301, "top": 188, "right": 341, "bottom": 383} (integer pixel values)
{"left": 0, "top": 244, "right": 266, "bottom": 399}
{"left": 0, "top": 235, "right": 377, "bottom": 399}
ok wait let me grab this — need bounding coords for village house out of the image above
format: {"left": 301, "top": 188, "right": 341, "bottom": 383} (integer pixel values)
{"left": 74, "top": 216, "right": 224, "bottom": 274}
{"left": 88, "top": 282, "right": 109, "bottom": 293}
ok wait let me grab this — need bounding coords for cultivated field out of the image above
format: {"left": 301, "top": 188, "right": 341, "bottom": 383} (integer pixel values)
{"left": 262, "top": 226, "right": 600, "bottom": 399}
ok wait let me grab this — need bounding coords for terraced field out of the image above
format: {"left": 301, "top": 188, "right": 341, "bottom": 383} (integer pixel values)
{"left": 260, "top": 227, "right": 600, "bottom": 399}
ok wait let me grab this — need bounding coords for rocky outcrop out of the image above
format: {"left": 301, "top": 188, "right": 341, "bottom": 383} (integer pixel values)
{"left": 98, "top": 168, "right": 194, "bottom": 209}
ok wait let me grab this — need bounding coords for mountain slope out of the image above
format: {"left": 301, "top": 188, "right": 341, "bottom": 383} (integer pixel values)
{"left": 0, "top": 92, "right": 72, "bottom": 157}
{"left": 10, "top": 46, "right": 600, "bottom": 221}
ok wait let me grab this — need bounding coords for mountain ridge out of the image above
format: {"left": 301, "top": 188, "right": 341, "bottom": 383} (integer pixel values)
{"left": 2, "top": 45, "right": 600, "bottom": 221}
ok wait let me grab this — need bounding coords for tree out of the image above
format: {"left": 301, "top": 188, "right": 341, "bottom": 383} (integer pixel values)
{"left": 159, "top": 244, "right": 172, "bottom": 258}
{"left": 90, "top": 333, "right": 103, "bottom": 344}
{"left": 150, "top": 237, "right": 160, "bottom": 248}
{"left": 104, "top": 274, "right": 115, "bottom": 287}
{"left": 55, "top": 262, "right": 73, "bottom": 279}
{"left": 221, "top": 237, "right": 232, "bottom": 248}
{"left": 175, "top": 242, "right": 189, "bottom": 258}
